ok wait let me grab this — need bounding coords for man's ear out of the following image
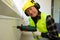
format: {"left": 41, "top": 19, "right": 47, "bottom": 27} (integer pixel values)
{"left": 34, "top": 3, "right": 40, "bottom": 9}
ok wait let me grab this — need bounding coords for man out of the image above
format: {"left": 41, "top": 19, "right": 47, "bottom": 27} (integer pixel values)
{"left": 17, "top": 1, "right": 59, "bottom": 40}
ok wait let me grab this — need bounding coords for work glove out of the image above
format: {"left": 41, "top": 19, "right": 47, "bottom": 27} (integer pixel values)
{"left": 33, "top": 31, "right": 41, "bottom": 36}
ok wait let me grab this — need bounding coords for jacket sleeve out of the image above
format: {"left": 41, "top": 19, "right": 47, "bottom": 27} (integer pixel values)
{"left": 46, "top": 15, "right": 58, "bottom": 40}
{"left": 17, "top": 25, "right": 37, "bottom": 32}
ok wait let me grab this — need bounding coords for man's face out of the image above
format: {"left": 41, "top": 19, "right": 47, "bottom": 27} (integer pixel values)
{"left": 25, "top": 6, "right": 38, "bottom": 17}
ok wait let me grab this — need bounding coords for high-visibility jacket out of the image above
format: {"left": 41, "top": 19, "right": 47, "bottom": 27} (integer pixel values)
{"left": 29, "top": 12, "right": 49, "bottom": 33}
{"left": 29, "top": 12, "right": 60, "bottom": 40}
{"left": 29, "top": 12, "right": 50, "bottom": 40}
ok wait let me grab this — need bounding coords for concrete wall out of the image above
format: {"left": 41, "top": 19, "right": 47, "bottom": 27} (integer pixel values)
{"left": 59, "top": 12, "right": 60, "bottom": 23}
{"left": 0, "top": 15, "right": 21, "bottom": 40}
{"left": 53, "top": 0, "right": 60, "bottom": 23}
{"left": 58, "top": 0, "right": 60, "bottom": 23}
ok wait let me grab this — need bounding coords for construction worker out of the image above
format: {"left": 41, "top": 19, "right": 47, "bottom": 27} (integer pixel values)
{"left": 17, "top": 0, "right": 60, "bottom": 40}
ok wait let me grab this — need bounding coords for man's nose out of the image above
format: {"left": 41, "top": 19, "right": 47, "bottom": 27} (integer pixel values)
{"left": 29, "top": 10, "right": 33, "bottom": 14}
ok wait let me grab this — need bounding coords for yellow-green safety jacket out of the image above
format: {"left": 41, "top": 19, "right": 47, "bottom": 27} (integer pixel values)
{"left": 29, "top": 12, "right": 49, "bottom": 33}
{"left": 29, "top": 12, "right": 60, "bottom": 40}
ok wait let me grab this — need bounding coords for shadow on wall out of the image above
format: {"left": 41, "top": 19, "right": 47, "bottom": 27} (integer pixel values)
{"left": 56, "top": 23, "right": 60, "bottom": 33}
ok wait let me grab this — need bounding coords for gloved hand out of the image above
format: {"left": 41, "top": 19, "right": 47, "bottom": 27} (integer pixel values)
{"left": 33, "top": 31, "right": 41, "bottom": 36}
{"left": 32, "top": 31, "right": 42, "bottom": 40}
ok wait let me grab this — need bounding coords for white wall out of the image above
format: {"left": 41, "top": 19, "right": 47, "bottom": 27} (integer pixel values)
{"left": 35, "top": 0, "right": 51, "bottom": 14}
{"left": 12, "top": 0, "right": 30, "bottom": 26}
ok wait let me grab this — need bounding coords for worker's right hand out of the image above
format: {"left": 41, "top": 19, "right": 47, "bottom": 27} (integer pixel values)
{"left": 33, "top": 31, "right": 41, "bottom": 36}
